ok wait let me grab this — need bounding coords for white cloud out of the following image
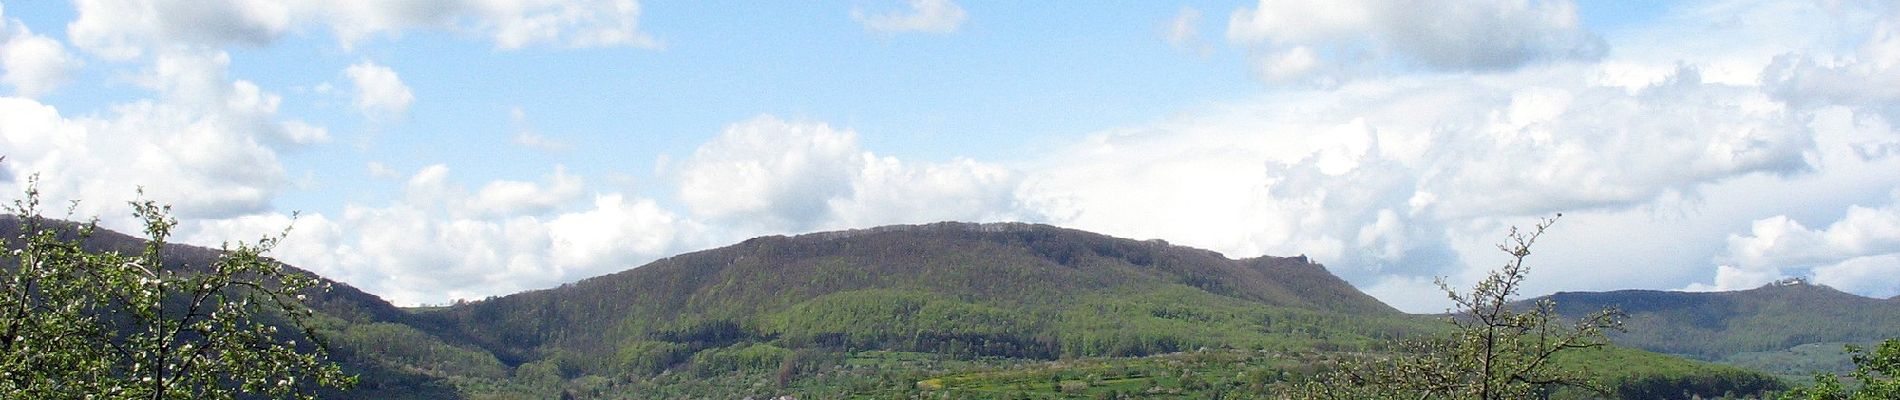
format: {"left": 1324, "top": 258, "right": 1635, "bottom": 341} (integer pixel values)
{"left": 1608, "top": 0, "right": 1878, "bottom": 86}
{"left": 345, "top": 61, "right": 414, "bottom": 119}
{"left": 1165, "top": 7, "right": 1210, "bottom": 57}
{"left": 1682, "top": 265, "right": 1788, "bottom": 293}
{"left": 1762, "top": 6, "right": 1900, "bottom": 125}
{"left": 475, "top": 0, "right": 660, "bottom": 49}
{"left": 66, "top": 0, "right": 660, "bottom": 58}
{"left": 178, "top": 113, "right": 1029, "bottom": 304}
{"left": 0, "top": 50, "right": 323, "bottom": 225}
{"left": 829, "top": 155, "right": 1020, "bottom": 229}
{"left": 1257, "top": 46, "right": 1323, "bottom": 84}
{"left": 1, "top": 9, "right": 84, "bottom": 97}
{"left": 512, "top": 130, "right": 570, "bottom": 153}
{"left": 852, "top": 0, "right": 967, "bottom": 35}
{"left": 366, "top": 161, "right": 401, "bottom": 180}
{"left": 1716, "top": 190, "right": 1900, "bottom": 276}
{"left": 1661, "top": 1, "right": 1900, "bottom": 296}
{"left": 509, "top": 107, "right": 570, "bottom": 152}
{"left": 674, "top": 116, "right": 859, "bottom": 229}
{"left": 1811, "top": 254, "right": 1900, "bottom": 299}
{"left": 673, "top": 115, "right": 1021, "bottom": 235}
{"left": 182, "top": 165, "right": 699, "bottom": 306}
{"left": 68, "top": 0, "right": 292, "bottom": 60}
{"left": 547, "top": 194, "right": 689, "bottom": 272}
{"left": 1361, "top": 275, "right": 1450, "bottom": 313}
{"left": 469, "top": 167, "right": 585, "bottom": 217}
{"left": 1012, "top": 58, "right": 1833, "bottom": 311}
{"left": 1225, "top": 0, "right": 1605, "bottom": 83}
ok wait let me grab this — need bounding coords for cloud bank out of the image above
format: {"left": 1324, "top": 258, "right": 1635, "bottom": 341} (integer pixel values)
{"left": 3, "top": 0, "right": 1897, "bottom": 312}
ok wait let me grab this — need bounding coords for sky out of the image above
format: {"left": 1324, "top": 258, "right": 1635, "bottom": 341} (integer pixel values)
{"left": 1, "top": 0, "right": 1898, "bottom": 313}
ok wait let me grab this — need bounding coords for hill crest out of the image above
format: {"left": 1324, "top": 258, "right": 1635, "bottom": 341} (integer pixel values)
{"left": 1528, "top": 279, "right": 1900, "bottom": 366}
{"left": 419, "top": 220, "right": 1407, "bottom": 364}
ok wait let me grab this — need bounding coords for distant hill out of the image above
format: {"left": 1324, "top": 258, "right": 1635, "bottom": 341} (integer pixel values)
{"left": 1528, "top": 280, "right": 1900, "bottom": 376}
{"left": 411, "top": 222, "right": 1419, "bottom": 369}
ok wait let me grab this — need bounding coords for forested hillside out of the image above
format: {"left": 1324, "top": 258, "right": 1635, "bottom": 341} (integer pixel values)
{"left": 1531, "top": 280, "right": 1900, "bottom": 377}
{"left": 410, "top": 222, "right": 1425, "bottom": 376}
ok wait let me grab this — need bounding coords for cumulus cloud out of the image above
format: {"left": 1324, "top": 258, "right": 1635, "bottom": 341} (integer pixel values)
{"left": 68, "top": 0, "right": 292, "bottom": 59}
{"left": 674, "top": 116, "right": 859, "bottom": 228}
{"left": 1710, "top": 190, "right": 1900, "bottom": 289}
{"left": 469, "top": 167, "right": 585, "bottom": 217}
{"left": 345, "top": 60, "right": 414, "bottom": 118}
{"left": 0, "top": 50, "right": 324, "bottom": 224}
{"left": 1, "top": 7, "right": 84, "bottom": 97}
{"left": 547, "top": 194, "right": 690, "bottom": 273}
{"left": 831, "top": 155, "right": 1020, "bottom": 229}
{"left": 852, "top": 0, "right": 967, "bottom": 35}
{"left": 474, "top": 0, "right": 659, "bottom": 49}
{"left": 183, "top": 165, "right": 699, "bottom": 305}
{"left": 66, "top": 0, "right": 659, "bottom": 58}
{"left": 1761, "top": 6, "right": 1900, "bottom": 125}
{"left": 673, "top": 116, "right": 1021, "bottom": 235}
{"left": 1014, "top": 60, "right": 1821, "bottom": 311}
{"left": 1811, "top": 254, "right": 1900, "bottom": 299}
{"left": 1673, "top": 4, "right": 1900, "bottom": 294}
{"left": 176, "top": 114, "right": 1032, "bottom": 304}
{"left": 1225, "top": 0, "right": 1605, "bottom": 83}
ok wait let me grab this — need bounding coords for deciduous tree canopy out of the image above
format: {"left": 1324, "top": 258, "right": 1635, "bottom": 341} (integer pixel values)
{"left": 0, "top": 179, "right": 354, "bottom": 399}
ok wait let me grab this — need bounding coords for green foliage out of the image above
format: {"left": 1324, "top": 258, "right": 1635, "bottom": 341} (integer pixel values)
{"left": 1549, "top": 346, "right": 1786, "bottom": 399}
{"left": 1780, "top": 339, "right": 1900, "bottom": 399}
{"left": 1296, "top": 216, "right": 1628, "bottom": 399}
{"left": 0, "top": 180, "right": 354, "bottom": 398}
{"left": 762, "top": 289, "right": 1056, "bottom": 358}
{"left": 1534, "top": 281, "right": 1900, "bottom": 372}
{"left": 328, "top": 321, "right": 508, "bottom": 380}
{"left": 514, "top": 357, "right": 566, "bottom": 389}
{"left": 396, "top": 220, "right": 1428, "bottom": 397}
{"left": 1725, "top": 342, "right": 1866, "bottom": 380}
{"left": 688, "top": 342, "right": 794, "bottom": 377}
{"left": 415, "top": 222, "right": 1401, "bottom": 366}
{"left": 615, "top": 339, "right": 688, "bottom": 376}
{"left": 914, "top": 349, "right": 1307, "bottom": 399}
{"left": 894, "top": 346, "right": 1783, "bottom": 400}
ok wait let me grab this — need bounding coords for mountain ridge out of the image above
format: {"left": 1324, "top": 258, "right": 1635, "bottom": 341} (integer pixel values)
{"left": 1524, "top": 279, "right": 1900, "bottom": 377}
{"left": 412, "top": 220, "right": 1410, "bottom": 367}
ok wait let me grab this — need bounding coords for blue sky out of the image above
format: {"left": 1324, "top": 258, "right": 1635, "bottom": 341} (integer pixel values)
{"left": 3, "top": 0, "right": 1898, "bottom": 312}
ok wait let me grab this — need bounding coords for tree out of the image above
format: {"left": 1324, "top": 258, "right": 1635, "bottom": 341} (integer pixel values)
{"left": 1293, "top": 215, "right": 1626, "bottom": 399}
{"left": 0, "top": 177, "right": 355, "bottom": 399}
{"left": 1780, "top": 339, "right": 1900, "bottom": 400}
